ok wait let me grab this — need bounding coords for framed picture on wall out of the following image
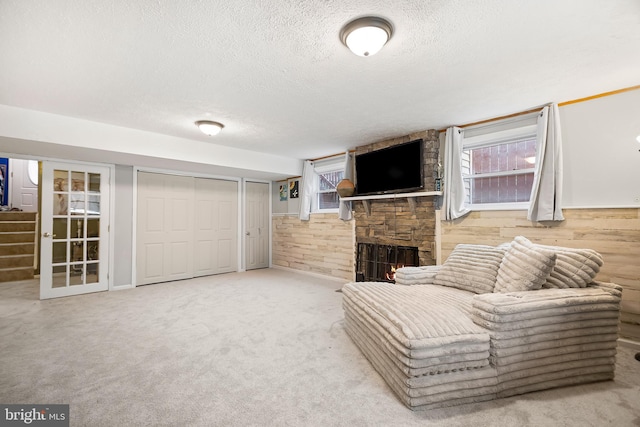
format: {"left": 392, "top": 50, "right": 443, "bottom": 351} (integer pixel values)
{"left": 289, "top": 180, "right": 299, "bottom": 199}
{"left": 279, "top": 184, "right": 288, "bottom": 201}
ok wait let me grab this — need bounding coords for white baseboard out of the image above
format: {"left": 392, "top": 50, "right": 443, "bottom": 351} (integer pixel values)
{"left": 110, "top": 284, "right": 134, "bottom": 291}
{"left": 618, "top": 338, "right": 640, "bottom": 351}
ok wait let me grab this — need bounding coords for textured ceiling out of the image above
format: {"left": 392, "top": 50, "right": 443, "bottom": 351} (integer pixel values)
{"left": 1, "top": 0, "right": 639, "bottom": 161}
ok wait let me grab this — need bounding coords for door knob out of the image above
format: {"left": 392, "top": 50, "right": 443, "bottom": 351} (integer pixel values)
{"left": 246, "top": 232, "right": 250, "bottom": 236}
{"left": 43, "top": 232, "right": 52, "bottom": 238}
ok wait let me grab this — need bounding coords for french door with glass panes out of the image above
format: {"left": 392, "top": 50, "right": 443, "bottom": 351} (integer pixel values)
{"left": 40, "top": 162, "right": 110, "bottom": 299}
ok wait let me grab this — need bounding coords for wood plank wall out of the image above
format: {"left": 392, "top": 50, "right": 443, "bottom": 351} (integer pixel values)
{"left": 272, "top": 213, "right": 355, "bottom": 281}
{"left": 440, "top": 208, "right": 640, "bottom": 342}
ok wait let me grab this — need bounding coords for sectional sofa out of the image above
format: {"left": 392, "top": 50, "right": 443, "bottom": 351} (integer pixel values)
{"left": 342, "top": 236, "right": 622, "bottom": 410}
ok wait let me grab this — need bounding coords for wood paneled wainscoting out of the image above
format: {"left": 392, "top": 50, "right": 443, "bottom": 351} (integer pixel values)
{"left": 440, "top": 208, "right": 640, "bottom": 342}
{"left": 272, "top": 213, "right": 355, "bottom": 281}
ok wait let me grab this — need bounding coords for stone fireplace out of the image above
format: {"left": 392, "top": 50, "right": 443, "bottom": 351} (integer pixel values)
{"left": 355, "top": 243, "right": 419, "bottom": 282}
{"left": 353, "top": 130, "right": 440, "bottom": 278}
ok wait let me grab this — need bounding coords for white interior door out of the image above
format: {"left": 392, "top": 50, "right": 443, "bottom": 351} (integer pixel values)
{"left": 40, "top": 161, "right": 110, "bottom": 299}
{"left": 245, "top": 181, "right": 269, "bottom": 270}
{"left": 194, "top": 178, "right": 238, "bottom": 276}
{"left": 136, "top": 172, "right": 194, "bottom": 285}
{"left": 9, "top": 159, "right": 39, "bottom": 212}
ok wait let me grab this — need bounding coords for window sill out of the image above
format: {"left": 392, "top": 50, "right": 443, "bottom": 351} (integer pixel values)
{"left": 313, "top": 209, "right": 339, "bottom": 214}
{"left": 467, "top": 202, "right": 529, "bottom": 211}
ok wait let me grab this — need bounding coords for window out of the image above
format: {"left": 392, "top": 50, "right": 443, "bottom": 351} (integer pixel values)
{"left": 462, "top": 123, "right": 537, "bottom": 208}
{"left": 314, "top": 158, "right": 345, "bottom": 212}
{"left": 317, "top": 169, "right": 343, "bottom": 210}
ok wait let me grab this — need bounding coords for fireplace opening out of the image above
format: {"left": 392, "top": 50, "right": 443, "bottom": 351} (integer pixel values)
{"left": 356, "top": 243, "right": 419, "bottom": 283}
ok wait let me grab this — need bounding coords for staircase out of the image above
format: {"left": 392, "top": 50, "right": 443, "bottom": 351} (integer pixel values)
{"left": 0, "top": 211, "right": 37, "bottom": 282}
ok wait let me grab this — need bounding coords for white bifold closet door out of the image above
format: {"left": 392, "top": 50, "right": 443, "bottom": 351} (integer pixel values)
{"left": 136, "top": 172, "right": 238, "bottom": 286}
{"left": 193, "top": 177, "right": 238, "bottom": 277}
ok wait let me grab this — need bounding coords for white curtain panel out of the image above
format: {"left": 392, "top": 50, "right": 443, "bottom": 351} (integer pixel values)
{"left": 298, "top": 160, "right": 315, "bottom": 221}
{"left": 527, "top": 104, "right": 564, "bottom": 222}
{"left": 339, "top": 151, "right": 353, "bottom": 221}
{"left": 442, "top": 126, "right": 470, "bottom": 221}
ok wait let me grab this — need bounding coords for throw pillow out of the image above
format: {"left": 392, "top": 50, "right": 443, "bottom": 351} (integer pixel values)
{"left": 534, "top": 244, "right": 604, "bottom": 288}
{"left": 494, "top": 236, "right": 557, "bottom": 293}
{"left": 434, "top": 243, "right": 508, "bottom": 294}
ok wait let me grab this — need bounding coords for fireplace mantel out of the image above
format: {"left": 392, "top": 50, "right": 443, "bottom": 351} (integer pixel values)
{"left": 341, "top": 190, "right": 442, "bottom": 216}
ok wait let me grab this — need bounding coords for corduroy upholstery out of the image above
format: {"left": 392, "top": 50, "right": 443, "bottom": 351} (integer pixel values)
{"left": 343, "top": 238, "right": 622, "bottom": 410}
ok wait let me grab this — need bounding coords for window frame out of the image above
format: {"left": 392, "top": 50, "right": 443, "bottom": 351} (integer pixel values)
{"left": 313, "top": 158, "right": 344, "bottom": 213}
{"left": 462, "top": 124, "right": 537, "bottom": 211}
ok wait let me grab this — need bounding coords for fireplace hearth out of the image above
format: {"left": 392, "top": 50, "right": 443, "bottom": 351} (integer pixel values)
{"left": 356, "top": 243, "right": 419, "bottom": 283}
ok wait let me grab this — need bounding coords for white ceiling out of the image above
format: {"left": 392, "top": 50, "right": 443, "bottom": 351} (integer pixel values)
{"left": 1, "top": 0, "right": 639, "bottom": 164}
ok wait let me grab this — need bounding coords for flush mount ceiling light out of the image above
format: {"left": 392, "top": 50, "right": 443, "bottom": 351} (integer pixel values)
{"left": 195, "top": 120, "right": 224, "bottom": 136}
{"left": 340, "top": 16, "right": 393, "bottom": 57}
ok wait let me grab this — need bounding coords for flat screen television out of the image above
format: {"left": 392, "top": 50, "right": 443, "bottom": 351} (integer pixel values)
{"left": 355, "top": 139, "right": 424, "bottom": 196}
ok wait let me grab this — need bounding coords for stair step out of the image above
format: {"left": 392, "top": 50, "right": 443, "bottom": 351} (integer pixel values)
{"left": 0, "top": 242, "right": 35, "bottom": 256}
{"left": 0, "top": 212, "right": 37, "bottom": 221}
{"left": 0, "top": 221, "right": 37, "bottom": 232}
{"left": 0, "top": 266, "right": 35, "bottom": 283}
{"left": 0, "top": 254, "right": 34, "bottom": 269}
{"left": 0, "top": 232, "right": 36, "bottom": 244}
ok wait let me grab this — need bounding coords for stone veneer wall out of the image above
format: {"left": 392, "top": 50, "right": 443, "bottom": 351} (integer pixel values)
{"left": 354, "top": 130, "right": 440, "bottom": 266}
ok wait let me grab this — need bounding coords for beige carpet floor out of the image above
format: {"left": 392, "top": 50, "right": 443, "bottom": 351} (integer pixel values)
{"left": 1, "top": 268, "right": 639, "bottom": 426}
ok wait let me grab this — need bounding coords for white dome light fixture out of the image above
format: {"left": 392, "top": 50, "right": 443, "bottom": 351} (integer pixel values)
{"left": 340, "top": 16, "right": 393, "bottom": 57}
{"left": 195, "top": 120, "right": 224, "bottom": 136}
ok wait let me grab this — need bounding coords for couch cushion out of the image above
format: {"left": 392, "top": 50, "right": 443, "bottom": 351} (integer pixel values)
{"left": 434, "top": 244, "right": 507, "bottom": 294}
{"left": 395, "top": 266, "right": 441, "bottom": 286}
{"left": 341, "top": 282, "right": 489, "bottom": 355}
{"left": 534, "top": 245, "right": 604, "bottom": 289}
{"left": 494, "top": 236, "right": 556, "bottom": 293}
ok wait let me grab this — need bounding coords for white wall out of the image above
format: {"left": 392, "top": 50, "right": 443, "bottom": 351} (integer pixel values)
{"left": 438, "top": 89, "right": 640, "bottom": 209}
{"left": 560, "top": 89, "right": 640, "bottom": 207}
{"left": 272, "top": 178, "right": 301, "bottom": 215}
{"left": 113, "top": 165, "right": 134, "bottom": 288}
{"left": 0, "top": 104, "right": 302, "bottom": 181}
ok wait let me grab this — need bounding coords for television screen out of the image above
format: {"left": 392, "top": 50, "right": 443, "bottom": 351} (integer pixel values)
{"left": 355, "top": 139, "right": 424, "bottom": 195}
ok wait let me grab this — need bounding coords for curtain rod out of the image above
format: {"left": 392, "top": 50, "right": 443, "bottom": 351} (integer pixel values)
{"left": 276, "top": 176, "right": 301, "bottom": 182}
{"left": 310, "top": 149, "right": 356, "bottom": 162}
{"left": 440, "top": 106, "right": 545, "bottom": 132}
{"left": 557, "top": 84, "right": 640, "bottom": 106}
{"left": 440, "top": 84, "right": 640, "bottom": 132}
{"left": 278, "top": 151, "right": 355, "bottom": 182}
